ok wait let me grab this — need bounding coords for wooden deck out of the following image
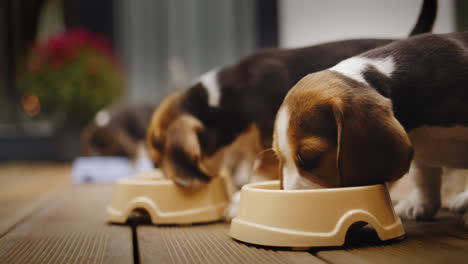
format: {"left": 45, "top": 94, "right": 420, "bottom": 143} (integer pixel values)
{"left": 0, "top": 164, "right": 467, "bottom": 264}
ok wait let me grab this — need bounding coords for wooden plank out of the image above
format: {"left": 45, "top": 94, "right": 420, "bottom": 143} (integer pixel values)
{"left": 0, "top": 184, "right": 133, "bottom": 263}
{"left": 277, "top": 251, "right": 328, "bottom": 264}
{"left": 0, "top": 163, "right": 70, "bottom": 237}
{"left": 316, "top": 210, "right": 468, "bottom": 264}
{"left": 138, "top": 223, "right": 326, "bottom": 264}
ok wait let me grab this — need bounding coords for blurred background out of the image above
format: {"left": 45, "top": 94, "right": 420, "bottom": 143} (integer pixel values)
{"left": 0, "top": 0, "right": 465, "bottom": 162}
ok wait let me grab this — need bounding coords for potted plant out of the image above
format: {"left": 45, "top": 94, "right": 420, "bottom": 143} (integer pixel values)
{"left": 17, "top": 28, "right": 123, "bottom": 159}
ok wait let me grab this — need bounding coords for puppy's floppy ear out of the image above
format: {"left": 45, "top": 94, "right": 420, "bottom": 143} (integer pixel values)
{"left": 146, "top": 91, "right": 184, "bottom": 166}
{"left": 334, "top": 93, "right": 413, "bottom": 186}
{"left": 164, "top": 114, "right": 213, "bottom": 188}
{"left": 146, "top": 116, "right": 163, "bottom": 165}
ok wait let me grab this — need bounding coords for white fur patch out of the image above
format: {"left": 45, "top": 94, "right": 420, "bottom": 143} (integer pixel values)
{"left": 276, "top": 107, "right": 321, "bottom": 190}
{"left": 95, "top": 110, "right": 111, "bottom": 127}
{"left": 225, "top": 191, "right": 241, "bottom": 220}
{"left": 330, "top": 56, "right": 395, "bottom": 84}
{"left": 276, "top": 107, "right": 291, "bottom": 162}
{"left": 233, "top": 159, "right": 254, "bottom": 187}
{"left": 200, "top": 68, "right": 221, "bottom": 107}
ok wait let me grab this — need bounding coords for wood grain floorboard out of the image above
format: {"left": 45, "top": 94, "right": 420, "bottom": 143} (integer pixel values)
{"left": 2, "top": 163, "right": 467, "bottom": 263}
{"left": 0, "top": 163, "right": 70, "bottom": 237}
{"left": 0, "top": 184, "right": 133, "bottom": 264}
{"left": 137, "top": 223, "right": 326, "bottom": 264}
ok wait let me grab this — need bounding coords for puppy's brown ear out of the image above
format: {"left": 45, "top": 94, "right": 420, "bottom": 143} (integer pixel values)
{"left": 334, "top": 94, "right": 413, "bottom": 186}
{"left": 146, "top": 117, "right": 162, "bottom": 165}
{"left": 164, "top": 114, "right": 213, "bottom": 189}
{"left": 146, "top": 91, "right": 183, "bottom": 166}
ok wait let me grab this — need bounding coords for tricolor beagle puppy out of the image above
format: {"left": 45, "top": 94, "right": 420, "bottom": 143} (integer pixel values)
{"left": 82, "top": 104, "right": 155, "bottom": 160}
{"left": 273, "top": 32, "right": 468, "bottom": 227}
{"left": 146, "top": 1, "right": 436, "bottom": 192}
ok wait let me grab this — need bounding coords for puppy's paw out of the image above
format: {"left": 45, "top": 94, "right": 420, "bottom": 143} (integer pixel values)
{"left": 224, "top": 191, "right": 241, "bottom": 221}
{"left": 449, "top": 191, "right": 468, "bottom": 214}
{"left": 448, "top": 192, "right": 468, "bottom": 229}
{"left": 395, "top": 198, "right": 438, "bottom": 221}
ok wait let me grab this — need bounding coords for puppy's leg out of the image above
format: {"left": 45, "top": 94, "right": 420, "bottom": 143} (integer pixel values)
{"left": 445, "top": 168, "right": 468, "bottom": 227}
{"left": 448, "top": 169, "right": 468, "bottom": 227}
{"left": 450, "top": 191, "right": 468, "bottom": 227}
{"left": 224, "top": 159, "right": 253, "bottom": 221}
{"left": 395, "top": 160, "right": 442, "bottom": 220}
{"left": 224, "top": 149, "right": 279, "bottom": 220}
{"left": 223, "top": 149, "right": 256, "bottom": 221}
{"left": 225, "top": 191, "right": 241, "bottom": 220}
{"left": 441, "top": 168, "right": 467, "bottom": 208}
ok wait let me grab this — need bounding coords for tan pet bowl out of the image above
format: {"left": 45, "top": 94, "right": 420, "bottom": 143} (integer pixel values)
{"left": 230, "top": 181, "right": 405, "bottom": 248}
{"left": 107, "top": 169, "right": 232, "bottom": 225}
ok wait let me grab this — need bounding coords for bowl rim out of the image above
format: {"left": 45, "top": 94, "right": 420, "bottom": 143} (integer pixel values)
{"left": 118, "top": 178, "right": 173, "bottom": 186}
{"left": 242, "top": 180, "right": 385, "bottom": 194}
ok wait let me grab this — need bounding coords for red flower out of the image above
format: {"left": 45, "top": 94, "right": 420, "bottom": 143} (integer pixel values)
{"left": 30, "top": 28, "right": 119, "bottom": 70}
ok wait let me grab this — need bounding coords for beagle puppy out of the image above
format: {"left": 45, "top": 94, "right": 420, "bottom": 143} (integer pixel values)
{"left": 273, "top": 32, "right": 468, "bottom": 227}
{"left": 81, "top": 104, "right": 155, "bottom": 160}
{"left": 146, "top": 0, "right": 436, "bottom": 191}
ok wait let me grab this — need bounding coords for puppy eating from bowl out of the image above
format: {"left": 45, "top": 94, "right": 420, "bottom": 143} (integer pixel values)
{"left": 273, "top": 32, "right": 468, "bottom": 227}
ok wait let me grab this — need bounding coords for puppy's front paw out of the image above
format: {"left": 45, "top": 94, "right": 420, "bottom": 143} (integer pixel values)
{"left": 395, "top": 198, "right": 438, "bottom": 221}
{"left": 224, "top": 191, "right": 241, "bottom": 221}
{"left": 449, "top": 191, "right": 468, "bottom": 214}
{"left": 448, "top": 192, "right": 468, "bottom": 229}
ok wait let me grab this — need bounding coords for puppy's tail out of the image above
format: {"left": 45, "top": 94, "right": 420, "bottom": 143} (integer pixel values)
{"left": 409, "top": 0, "right": 437, "bottom": 36}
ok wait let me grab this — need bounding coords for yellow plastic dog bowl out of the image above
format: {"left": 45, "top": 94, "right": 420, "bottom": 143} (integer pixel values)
{"left": 230, "top": 181, "right": 405, "bottom": 248}
{"left": 107, "top": 169, "right": 231, "bottom": 225}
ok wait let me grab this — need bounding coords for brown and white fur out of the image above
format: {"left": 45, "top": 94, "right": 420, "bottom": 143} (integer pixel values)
{"left": 273, "top": 32, "right": 468, "bottom": 227}
{"left": 146, "top": 0, "right": 436, "bottom": 218}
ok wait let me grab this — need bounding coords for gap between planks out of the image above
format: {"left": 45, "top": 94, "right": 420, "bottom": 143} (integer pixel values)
{"left": 136, "top": 223, "right": 326, "bottom": 264}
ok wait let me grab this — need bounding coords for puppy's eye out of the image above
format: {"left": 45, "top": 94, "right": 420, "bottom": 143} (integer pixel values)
{"left": 297, "top": 153, "right": 322, "bottom": 171}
